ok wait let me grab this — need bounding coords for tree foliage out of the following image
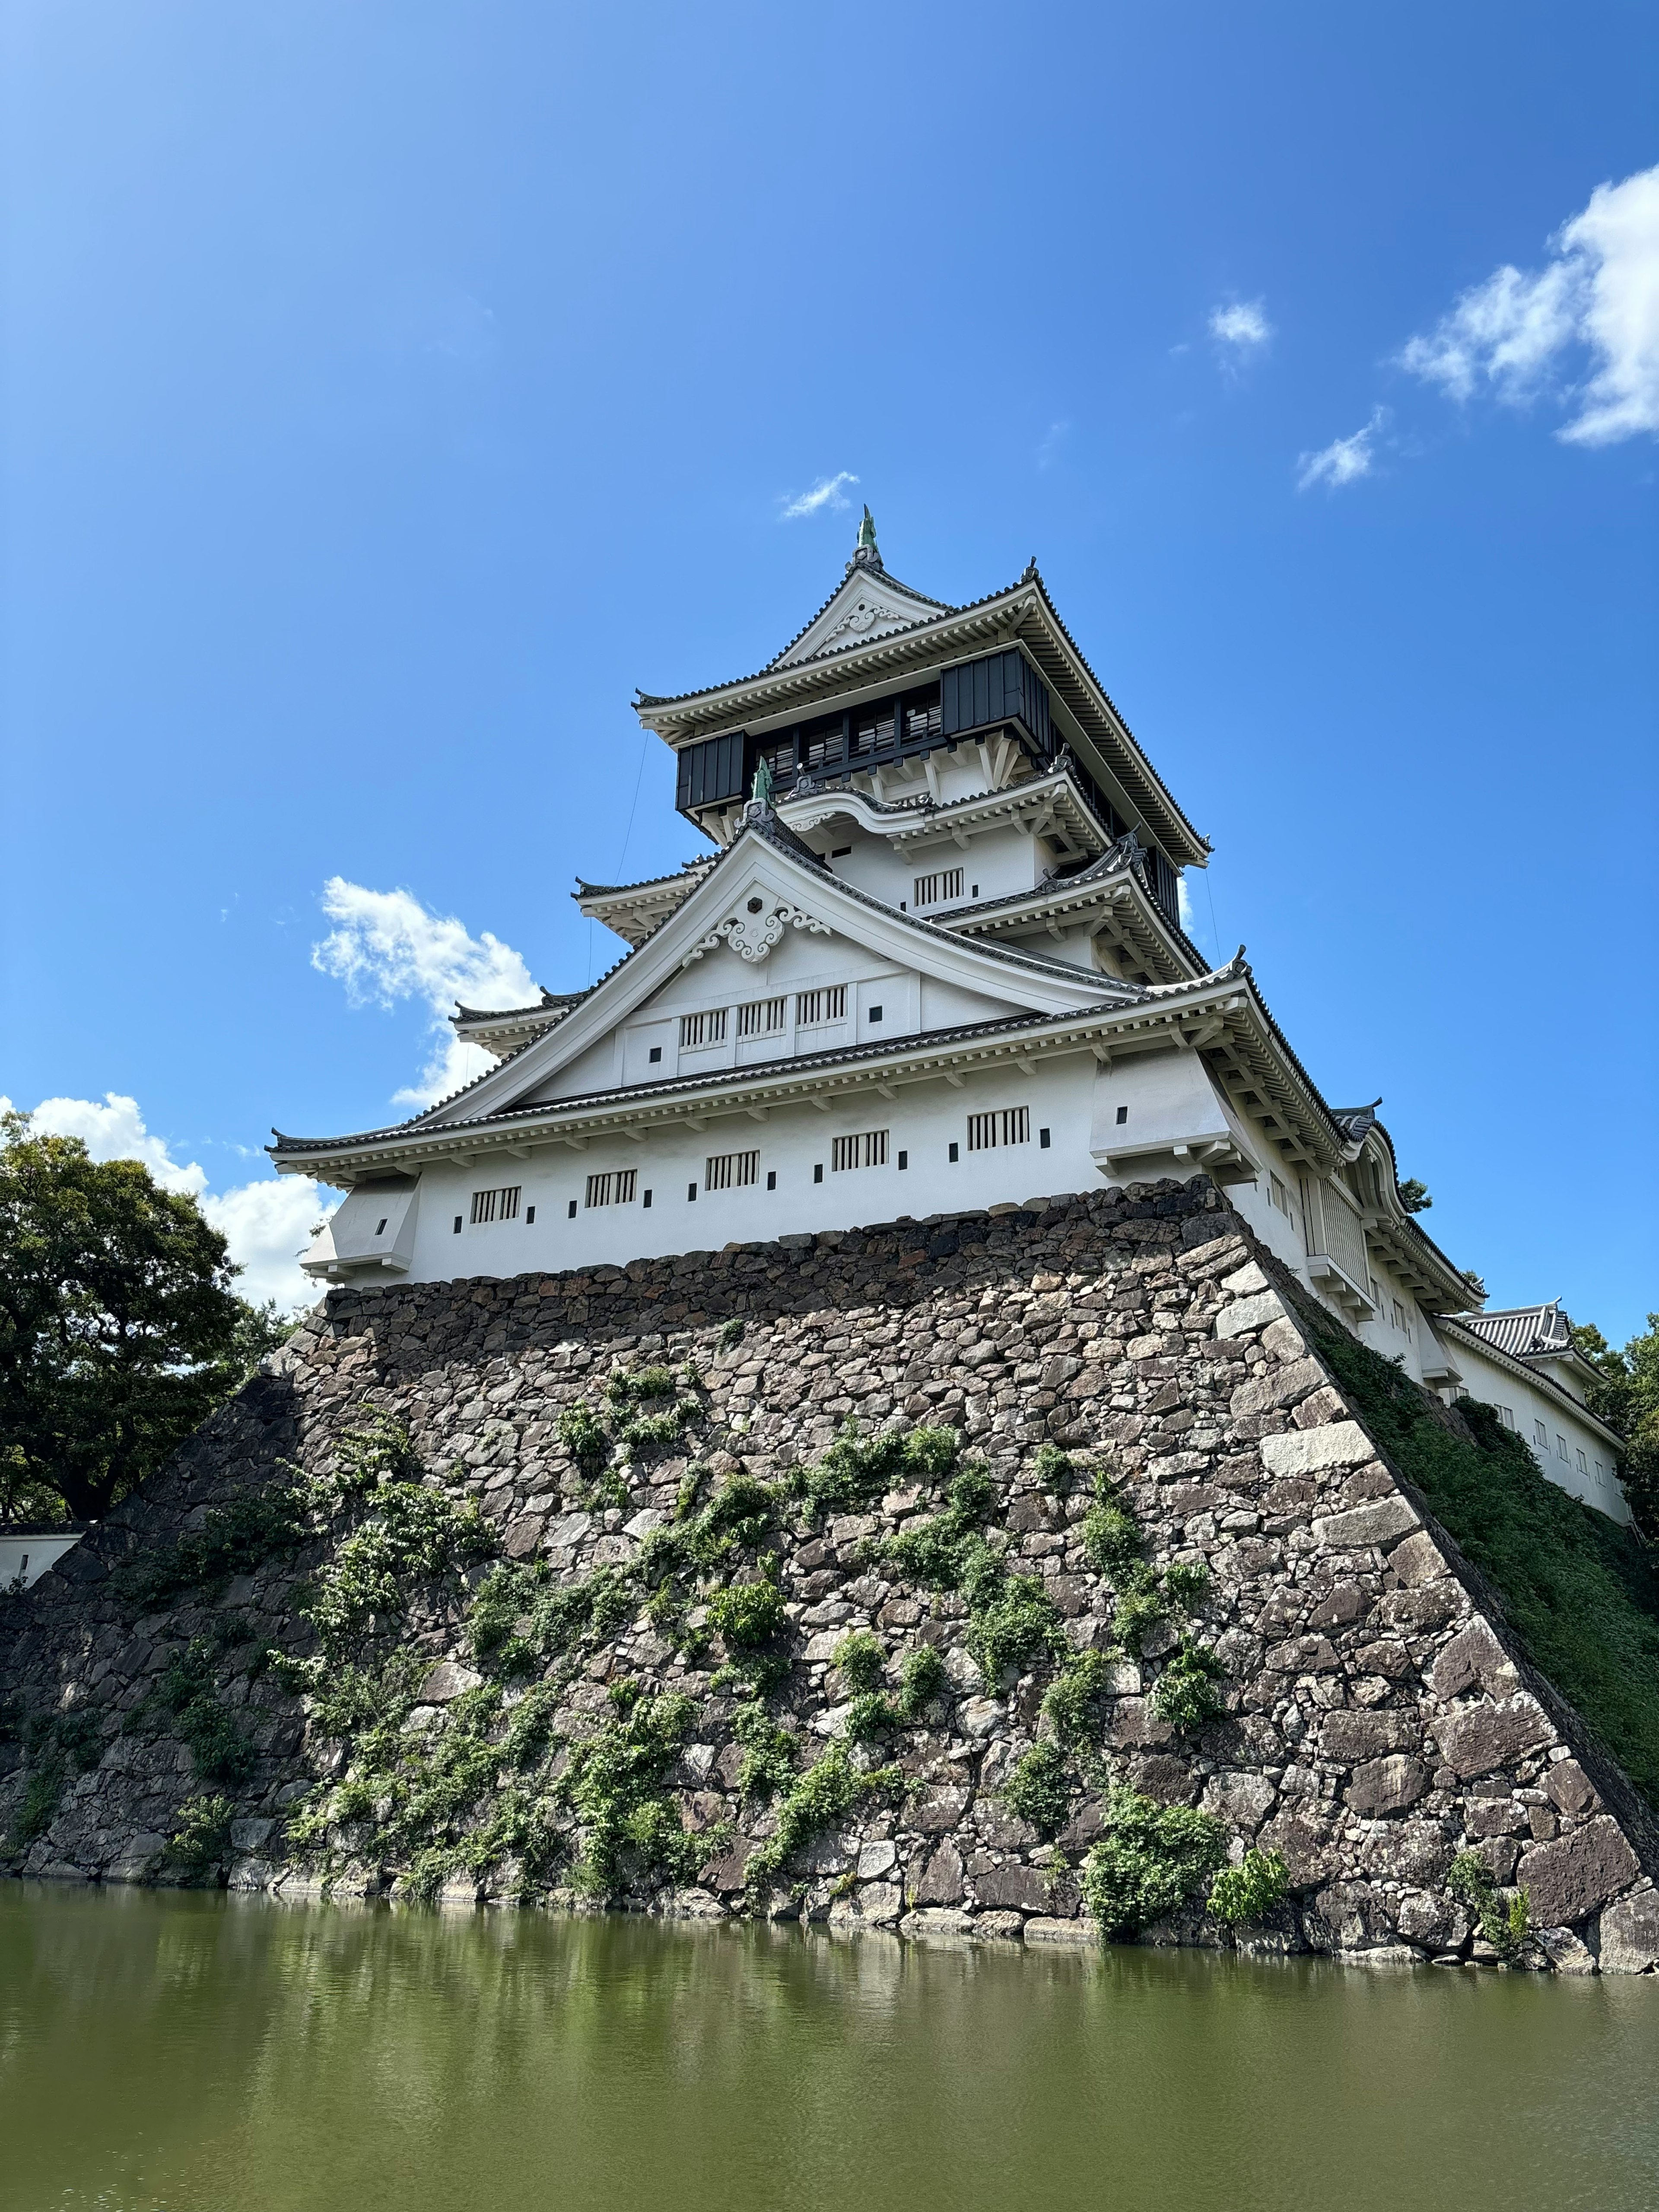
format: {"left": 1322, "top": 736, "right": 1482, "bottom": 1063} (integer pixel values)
{"left": 0, "top": 1111, "right": 293, "bottom": 1523}
{"left": 1573, "top": 1316, "right": 1659, "bottom": 1535}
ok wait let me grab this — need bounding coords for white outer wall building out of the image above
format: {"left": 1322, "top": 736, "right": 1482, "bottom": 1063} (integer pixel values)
{"left": 273, "top": 531, "right": 1632, "bottom": 1525}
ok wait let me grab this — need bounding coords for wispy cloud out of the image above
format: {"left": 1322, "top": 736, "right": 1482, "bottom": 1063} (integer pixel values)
{"left": 1398, "top": 162, "right": 1659, "bottom": 445}
{"left": 6, "top": 1091, "right": 327, "bottom": 1310}
{"left": 1210, "top": 299, "right": 1273, "bottom": 354}
{"left": 1297, "top": 407, "right": 1387, "bottom": 492}
{"left": 780, "top": 471, "right": 859, "bottom": 520}
{"left": 311, "top": 877, "right": 537, "bottom": 1106}
{"left": 1036, "top": 420, "right": 1070, "bottom": 470}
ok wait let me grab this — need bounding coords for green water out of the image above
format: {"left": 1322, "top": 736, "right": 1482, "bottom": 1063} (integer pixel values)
{"left": 2, "top": 1886, "right": 1656, "bottom": 2212}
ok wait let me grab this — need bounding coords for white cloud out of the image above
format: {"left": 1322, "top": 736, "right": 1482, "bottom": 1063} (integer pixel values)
{"left": 1398, "top": 163, "right": 1659, "bottom": 445}
{"left": 1036, "top": 420, "right": 1070, "bottom": 470}
{"left": 1210, "top": 299, "right": 1273, "bottom": 352}
{"left": 8, "top": 1092, "right": 326, "bottom": 1311}
{"left": 311, "top": 877, "right": 537, "bottom": 1107}
{"left": 201, "top": 1176, "right": 330, "bottom": 1309}
{"left": 1297, "top": 408, "right": 1386, "bottom": 491}
{"left": 25, "top": 1090, "right": 207, "bottom": 1195}
{"left": 780, "top": 471, "right": 859, "bottom": 520}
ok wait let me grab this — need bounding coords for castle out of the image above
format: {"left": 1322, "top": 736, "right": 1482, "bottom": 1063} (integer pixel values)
{"left": 274, "top": 514, "right": 1625, "bottom": 1521}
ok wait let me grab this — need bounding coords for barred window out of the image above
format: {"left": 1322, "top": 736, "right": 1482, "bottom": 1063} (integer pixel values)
{"left": 705, "top": 1149, "right": 760, "bottom": 1192}
{"left": 966, "top": 1106, "right": 1030, "bottom": 1152}
{"left": 912, "top": 867, "right": 963, "bottom": 907}
{"left": 796, "top": 985, "right": 847, "bottom": 1027}
{"left": 679, "top": 1008, "right": 727, "bottom": 1050}
{"left": 469, "top": 1185, "right": 521, "bottom": 1225}
{"left": 585, "top": 1170, "right": 637, "bottom": 1208}
{"left": 831, "top": 1130, "right": 888, "bottom": 1172}
{"left": 737, "top": 996, "right": 786, "bottom": 1039}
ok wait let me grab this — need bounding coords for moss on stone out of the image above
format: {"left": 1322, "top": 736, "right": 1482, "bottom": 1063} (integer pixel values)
{"left": 1297, "top": 1300, "right": 1659, "bottom": 1809}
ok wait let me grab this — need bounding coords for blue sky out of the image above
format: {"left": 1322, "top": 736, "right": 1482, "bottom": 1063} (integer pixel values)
{"left": 3, "top": 1, "right": 1655, "bottom": 1332}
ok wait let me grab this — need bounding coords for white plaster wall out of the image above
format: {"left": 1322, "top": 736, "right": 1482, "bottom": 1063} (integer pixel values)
{"left": 529, "top": 930, "right": 1027, "bottom": 1106}
{"left": 0, "top": 1533, "right": 82, "bottom": 1593}
{"left": 1440, "top": 1334, "right": 1630, "bottom": 1525}
{"left": 396, "top": 1056, "right": 1100, "bottom": 1283}
{"left": 788, "top": 804, "right": 1046, "bottom": 916}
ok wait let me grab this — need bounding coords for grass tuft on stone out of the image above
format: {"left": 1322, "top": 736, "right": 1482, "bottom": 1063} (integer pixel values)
{"left": 1296, "top": 1298, "right": 1659, "bottom": 1810}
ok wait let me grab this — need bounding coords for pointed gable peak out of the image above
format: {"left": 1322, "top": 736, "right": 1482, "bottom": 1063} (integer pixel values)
{"left": 769, "top": 524, "right": 956, "bottom": 672}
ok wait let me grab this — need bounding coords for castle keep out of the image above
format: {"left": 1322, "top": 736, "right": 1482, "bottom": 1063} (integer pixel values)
{"left": 277, "top": 514, "right": 1624, "bottom": 1519}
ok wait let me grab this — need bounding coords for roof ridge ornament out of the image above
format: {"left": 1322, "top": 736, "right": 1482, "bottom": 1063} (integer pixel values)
{"left": 847, "top": 504, "right": 884, "bottom": 574}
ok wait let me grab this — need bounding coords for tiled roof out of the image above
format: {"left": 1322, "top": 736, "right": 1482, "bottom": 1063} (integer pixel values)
{"left": 451, "top": 989, "right": 582, "bottom": 1023}
{"left": 634, "top": 566, "right": 1011, "bottom": 712}
{"left": 573, "top": 858, "right": 713, "bottom": 899}
{"left": 630, "top": 560, "right": 1209, "bottom": 870}
{"left": 1457, "top": 1303, "right": 1574, "bottom": 1359}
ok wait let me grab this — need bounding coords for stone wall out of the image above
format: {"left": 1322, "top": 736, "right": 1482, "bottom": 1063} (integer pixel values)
{"left": 4, "top": 1178, "right": 1657, "bottom": 1971}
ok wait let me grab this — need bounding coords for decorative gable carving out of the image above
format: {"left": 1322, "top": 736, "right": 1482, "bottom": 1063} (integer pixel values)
{"left": 680, "top": 896, "right": 832, "bottom": 968}
{"left": 771, "top": 572, "right": 946, "bottom": 670}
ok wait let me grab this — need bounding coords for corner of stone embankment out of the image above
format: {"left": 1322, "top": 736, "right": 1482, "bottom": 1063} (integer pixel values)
{"left": 3, "top": 1177, "right": 1656, "bottom": 1973}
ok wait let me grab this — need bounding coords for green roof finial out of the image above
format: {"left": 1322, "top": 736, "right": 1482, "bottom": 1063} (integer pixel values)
{"left": 750, "top": 753, "right": 776, "bottom": 808}
{"left": 857, "top": 504, "right": 878, "bottom": 554}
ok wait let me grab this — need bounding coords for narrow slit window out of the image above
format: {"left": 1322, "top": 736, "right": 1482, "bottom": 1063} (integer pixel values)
{"left": 585, "top": 1170, "right": 638, "bottom": 1208}
{"left": 831, "top": 1130, "right": 888, "bottom": 1172}
{"left": 737, "top": 996, "right": 786, "bottom": 1039}
{"left": 679, "top": 1008, "right": 728, "bottom": 1051}
{"left": 913, "top": 867, "right": 963, "bottom": 907}
{"left": 470, "top": 1185, "right": 521, "bottom": 1225}
{"left": 705, "top": 1149, "right": 760, "bottom": 1192}
{"left": 796, "top": 985, "right": 848, "bottom": 1027}
{"left": 966, "top": 1106, "right": 1030, "bottom": 1152}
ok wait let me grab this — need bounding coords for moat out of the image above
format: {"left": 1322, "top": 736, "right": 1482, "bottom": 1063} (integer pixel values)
{"left": 3, "top": 1885, "right": 1657, "bottom": 2212}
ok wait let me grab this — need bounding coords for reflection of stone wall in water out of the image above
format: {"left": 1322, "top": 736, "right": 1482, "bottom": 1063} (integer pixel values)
{"left": 4, "top": 1176, "right": 1658, "bottom": 1972}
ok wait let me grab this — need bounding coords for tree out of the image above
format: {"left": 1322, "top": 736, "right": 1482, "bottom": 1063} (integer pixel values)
{"left": 1572, "top": 1316, "right": 1659, "bottom": 1535}
{"left": 0, "top": 1110, "right": 294, "bottom": 1524}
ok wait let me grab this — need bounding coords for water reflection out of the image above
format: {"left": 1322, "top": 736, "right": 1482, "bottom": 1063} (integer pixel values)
{"left": 2, "top": 1885, "right": 1655, "bottom": 2212}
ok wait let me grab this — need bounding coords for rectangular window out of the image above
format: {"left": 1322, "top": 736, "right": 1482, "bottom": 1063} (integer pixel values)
{"left": 585, "top": 1170, "right": 637, "bottom": 1208}
{"left": 1495, "top": 1405, "right": 1514, "bottom": 1429}
{"left": 901, "top": 684, "right": 943, "bottom": 747}
{"left": 1557, "top": 1434, "right": 1569, "bottom": 1461}
{"left": 705, "top": 1149, "right": 760, "bottom": 1192}
{"left": 524, "top": 1205, "right": 535, "bottom": 1225}
{"left": 1534, "top": 1419, "right": 1548, "bottom": 1450}
{"left": 831, "top": 1130, "right": 888, "bottom": 1172}
{"left": 737, "top": 996, "right": 786, "bottom": 1039}
{"left": 912, "top": 867, "right": 963, "bottom": 908}
{"left": 470, "top": 1185, "right": 521, "bottom": 1225}
{"left": 1595, "top": 1459, "right": 1606, "bottom": 1486}
{"left": 1392, "top": 1299, "right": 1408, "bottom": 1332}
{"left": 966, "top": 1106, "right": 1031, "bottom": 1152}
{"left": 679, "top": 1008, "right": 728, "bottom": 1051}
{"left": 1577, "top": 1449, "right": 1589, "bottom": 1475}
{"left": 797, "top": 985, "right": 847, "bottom": 1027}
{"left": 1269, "top": 1172, "right": 1291, "bottom": 1216}
{"left": 850, "top": 703, "right": 894, "bottom": 758}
